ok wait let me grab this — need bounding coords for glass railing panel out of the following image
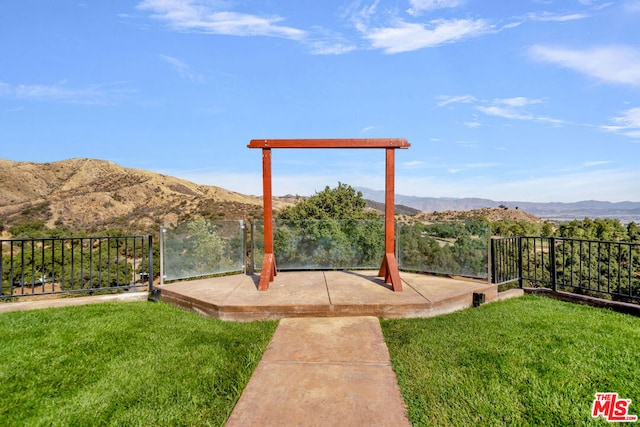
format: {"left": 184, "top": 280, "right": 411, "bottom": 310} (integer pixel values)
{"left": 253, "top": 219, "right": 385, "bottom": 270}
{"left": 397, "top": 220, "right": 489, "bottom": 279}
{"left": 162, "top": 219, "right": 245, "bottom": 281}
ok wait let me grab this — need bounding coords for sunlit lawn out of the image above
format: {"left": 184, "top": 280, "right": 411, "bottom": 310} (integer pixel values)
{"left": 3, "top": 295, "right": 639, "bottom": 426}
{"left": 382, "top": 295, "right": 640, "bottom": 426}
{"left": 0, "top": 302, "right": 277, "bottom": 427}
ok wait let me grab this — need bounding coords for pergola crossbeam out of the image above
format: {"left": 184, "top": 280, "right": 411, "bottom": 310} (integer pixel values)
{"left": 248, "top": 138, "right": 410, "bottom": 149}
{"left": 248, "top": 138, "right": 410, "bottom": 291}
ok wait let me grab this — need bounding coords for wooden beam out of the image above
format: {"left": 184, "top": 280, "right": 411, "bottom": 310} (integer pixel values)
{"left": 378, "top": 147, "right": 403, "bottom": 291}
{"left": 259, "top": 148, "right": 277, "bottom": 290}
{"left": 384, "top": 148, "right": 395, "bottom": 255}
{"left": 248, "top": 139, "right": 410, "bottom": 149}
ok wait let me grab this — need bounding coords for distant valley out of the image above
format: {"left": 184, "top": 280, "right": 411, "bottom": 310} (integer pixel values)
{"left": 356, "top": 187, "right": 640, "bottom": 224}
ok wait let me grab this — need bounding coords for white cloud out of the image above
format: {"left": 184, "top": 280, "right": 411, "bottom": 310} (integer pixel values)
{"left": 436, "top": 94, "right": 569, "bottom": 126}
{"left": 530, "top": 45, "right": 640, "bottom": 86}
{"left": 363, "top": 18, "right": 491, "bottom": 53}
{"left": 306, "top": 28, "right": 357, "bottom": 55}
{"left": 308, "top": 41, "right": 357, "bottom": 55}
{"left": 525, "top": 11, "right": 589, "bottom": 22}
{"left": 360, "top": 125, "right": 376, "bottom": 134}
{"left": 159, "top": 54, "right": 204, "bottom": 83}
{"left": 498, "top": 97, "right": 543, "bottom": 107}
{"left": 407, "top": 0, "right": 464, "bottom": 16}
{"left": 0, "top": 80, "right": 132, "bottom": 104}
{"left": 139, "top": 0, "right": 358, "bottom": 55}
{"left": 581, "top": 160, "right": 614, "bottom": 167}
{"left": 436, "top": 94, "right": 477, "bottom": 107}
{"left": 137, "top": 0, "right": 306, "bottom": 40}
{"left": 477, "top": 105, "right": 527, "bottom": 120}
{"left": 475, "top": 97, "right": 567, "bottom": 125}
{"left": 603, "top": 107, "right": 640, "bottom": 139}
{"left": 611, "top": 107, "right": 640, "bottom": 128}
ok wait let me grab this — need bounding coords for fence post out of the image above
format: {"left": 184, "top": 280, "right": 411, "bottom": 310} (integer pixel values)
{"left": 248, "top": 221, "right": 255, "bottom": 275}
{"left": 518, "top": 237, "right": 524, "bottom": 289}
{"left": 486, "top": 225, "right": 491, "bottom": 284}
{"left": 490, "top": 238, "right": 497, "bottom": 284}
{"left": 550, "top": 237, "right": 557, "bottom": 292}
{"left": 241, "top": 220, "right": 247, "bottom": 274}
{"left": 148, "top": 234, "right": 160, "bottom": 302}
{"left": 159, "top": 226, "right": 165, "bottom": 286}
{"left": 395, "top": 221, "right": 400, "bottom": 266}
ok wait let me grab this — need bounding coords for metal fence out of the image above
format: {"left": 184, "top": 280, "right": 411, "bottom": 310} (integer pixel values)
{"left": 1, "top": 235, "right": 153, "bottom": 300}
{"left": 492, "top": 236, "right": 640, "bottom": 303}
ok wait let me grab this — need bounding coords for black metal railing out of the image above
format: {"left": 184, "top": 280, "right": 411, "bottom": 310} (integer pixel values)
{"left": 492, "top": 236, "right": 640, "bottom": 303}
{"left": 1, "top": 235, "right": 153, "bottom": 300}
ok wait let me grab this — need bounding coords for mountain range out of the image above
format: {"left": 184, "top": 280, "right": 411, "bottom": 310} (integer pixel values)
{"left": 356, "top": 188, "right": 640, "bottom": 224}
{"left": 1, "top": 158, "right": 637, "bottom": 238}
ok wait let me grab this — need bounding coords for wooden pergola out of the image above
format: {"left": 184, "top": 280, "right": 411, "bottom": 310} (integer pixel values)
{"left": 248, "top": 139, "right": 410, "bottom": 291}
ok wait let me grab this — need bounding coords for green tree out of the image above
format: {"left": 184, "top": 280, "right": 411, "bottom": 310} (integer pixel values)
{"left": 278, "top": 183, "right": 378, "bottom": 221}
{"left": 274, "top": 183, "right": 383, "bottom": 268}
{"left": 541, "top": 222, "right": 554, "bottom": 237}
{"left": 558, "top": 218, "right": 629, "bottom": 242}
{"left": 163, "top": 218, "right": 235, "bottom": 279}
{"left": 628, "top": 222, "right": 640, "bottom": 242}
{"left": 8, "top": 221, "right": 47, "bottom": 238}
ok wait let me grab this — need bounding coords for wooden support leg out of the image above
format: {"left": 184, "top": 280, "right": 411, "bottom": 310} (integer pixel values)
{"left": 378, "top": 253, "right": 403, "bottom": 292}
{"left": 379, "top": 147, "right": 403, "bottom": 292}
{"left": 258, "top": 253, "right": 277, "bottom": 291}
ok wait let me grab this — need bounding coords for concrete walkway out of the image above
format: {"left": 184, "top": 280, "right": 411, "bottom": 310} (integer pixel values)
{"left": 0, "top": 291, "right": 148, "bottom": 313}
{"left": 226, "top": 316, "right": 411, "bottom": 427}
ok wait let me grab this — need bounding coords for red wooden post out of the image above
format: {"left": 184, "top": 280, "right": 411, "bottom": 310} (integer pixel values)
{"left": 378, "top": 147, "right": 403, "bottom": 291}
{"left": 385, "top": 147, "right": 395, "bottom": 255}
{"left": 259, "top": 148, "right": 277, "bottom": 290}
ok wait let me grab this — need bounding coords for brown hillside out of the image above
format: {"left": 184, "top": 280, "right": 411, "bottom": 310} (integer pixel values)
{"left": 411, "top": 207, "right": 544, "bottom": 223}
{"left": 404, "top": 208, "right": 544, "bottom": 224}
{"left": 0, "top": 158, "right": 274, "bottom": 233}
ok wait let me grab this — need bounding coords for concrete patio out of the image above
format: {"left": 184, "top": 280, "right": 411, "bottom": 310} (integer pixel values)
{"left": 158, "top": 270, "right": 500, "bottom": 321}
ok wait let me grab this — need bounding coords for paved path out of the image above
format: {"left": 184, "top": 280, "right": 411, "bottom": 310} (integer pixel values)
{"left": 225, "top": 316, "right": 411, "bottom": 427}
{"left": 0, "top": 292, "right": 148, "bottom": 313}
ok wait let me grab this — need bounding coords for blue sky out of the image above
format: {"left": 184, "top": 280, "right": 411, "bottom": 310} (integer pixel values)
{"left": 1, "top": 0, "right": 639, "bottom": 203}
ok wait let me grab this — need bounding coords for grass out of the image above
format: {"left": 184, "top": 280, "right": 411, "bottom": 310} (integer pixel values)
{"left": 0, "top": 302, "right": 277, "bottom": 426}
{"left": 381, "top": 295, "right": 640, "bottom": 426}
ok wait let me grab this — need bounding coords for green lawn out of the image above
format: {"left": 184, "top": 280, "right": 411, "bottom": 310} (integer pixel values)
{"left": 0, "top": 302, "right": 277, "bottom": 427}
{"left": 3, "top": 296, "right": 639, "bottom": 426}
{"left": 382, "top": 295, "right": 640, "bottom": 426}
